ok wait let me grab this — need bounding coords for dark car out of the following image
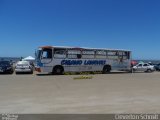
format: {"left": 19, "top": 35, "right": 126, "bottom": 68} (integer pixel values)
{"left": 154, "top": 64, "right": 160, "bottom": 71}
{"left": 0, "top": 61, "right": 14, "bottom": 74}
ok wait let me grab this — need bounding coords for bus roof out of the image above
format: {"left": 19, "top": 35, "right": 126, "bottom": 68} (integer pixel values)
{"left": 39, "top": 46, "right": 131, "bottom": 52}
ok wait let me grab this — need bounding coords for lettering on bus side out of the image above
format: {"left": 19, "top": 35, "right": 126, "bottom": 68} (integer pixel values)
{"left": 61, "top": 60, "right": 106, "bottom": 65}
{"left": 61, "top": 60, "right": 83, "bottom": 65}
{"left": 84, "top": 60, "right": 106, "bottom": 65}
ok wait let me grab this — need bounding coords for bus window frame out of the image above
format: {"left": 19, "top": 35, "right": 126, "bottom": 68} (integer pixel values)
{"left": 41, "top": 48, "right": 53, "bottom": 59}
{"left": 53, "top": 48, "right": 67, "bottom": 59}
{"left": 81, "top": 49, "right": 95, "bottom": 59}
{"left": 95, "top": 50, "right": 107, "bottom": 59}
{"left": 67, "top": 49, "right": 82, "bottom": 59}
{"left": 107, "top": 50, "right": 119, "bottom": 59}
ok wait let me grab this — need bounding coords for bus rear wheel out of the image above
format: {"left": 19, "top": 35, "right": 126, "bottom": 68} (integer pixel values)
{"left": 102, "top": 65, "right": 111, "bottom": 74}
{"left": 52, "top": 66, "right": 64, "bottom": 75}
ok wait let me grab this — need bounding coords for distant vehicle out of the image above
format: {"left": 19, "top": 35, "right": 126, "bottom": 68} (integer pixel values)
{"left": 132, "top": 63, "right": 155, "bottom": 72}
{"left": 35, "top": 46, "right": 132, "bottom": 74}
{"left": 148, "top": 62, "right": 160, "bottom": 71}
{"left": 0, "top": 61, "right": 14, "bottom": 74}
{"left": 148, "top": 62, "right": 153, "bottom": 65}
{"left": 154, "top": 64, "right": 160, "bottom": 71}
{"left": 15, "top": 61, "right": 33, "bottom": 74}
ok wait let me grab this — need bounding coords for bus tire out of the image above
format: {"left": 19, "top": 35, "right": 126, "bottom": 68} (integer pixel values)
{"left": 52, "top": 66, "right": 64, "bottom": 75}
{"left": 102, "top": 65, "right": 111, "bottom": 74}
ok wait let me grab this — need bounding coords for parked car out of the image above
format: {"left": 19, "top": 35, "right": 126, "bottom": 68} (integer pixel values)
{"left": 15, "top": 61, "right": 33, "bottom": 74}
{"left": 132, "top": 63, "right": 155, "bottom": 72}
{"left": 0, "top": 61, "right": 14, "bottom": 74}
{"left": 154, "top": 63, "right": 160, "bottom": 71}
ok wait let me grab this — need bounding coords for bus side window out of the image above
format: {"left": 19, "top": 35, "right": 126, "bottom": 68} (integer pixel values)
{"left": 67, "top": 50, "right": 81, "bottom": 59}
{"left": 54, "top": 49, "right": 66, "bottom": 58}
{"left": 118, "top": 51, "right": 129, "bottom": 60}
{"left": 42, "top": 49, "right": 52, "bottom": 59}
{"left": 95, "top": 50, "right": 107, "bottom": 59}
{"left": 82, "top": 50, "right": 95, "bottom": 59}
{"left": 107, "top": 51, "right": 119, "bottom": 59}
{"left": 118, "top": 51, "right": 123, "bottom": 59}
{"left": 127, "top": 52, "right": 130, "bottom": 59}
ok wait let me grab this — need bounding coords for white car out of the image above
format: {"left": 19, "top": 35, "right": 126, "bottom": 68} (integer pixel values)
{"left": 132, "top": 63, "right": 155, "bottom": 72}
{"left": 15, "top": 61, "right": 33, "bottom": 74}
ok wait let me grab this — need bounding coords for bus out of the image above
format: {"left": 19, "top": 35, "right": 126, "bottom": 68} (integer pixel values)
{"left": 35, "top": 46, "right": 132, "bottom": 74}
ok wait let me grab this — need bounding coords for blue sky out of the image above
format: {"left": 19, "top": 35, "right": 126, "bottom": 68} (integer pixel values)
{"left": 0, "top": 0, "right": 160, "bottom": 59}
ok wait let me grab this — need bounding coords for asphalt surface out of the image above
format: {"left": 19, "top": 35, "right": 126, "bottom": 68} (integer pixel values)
{"left": 0, "top": 72, "right": 160, "bottom": 113}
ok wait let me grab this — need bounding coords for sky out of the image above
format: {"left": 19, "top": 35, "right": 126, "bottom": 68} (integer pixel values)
{"left": 0, "top": 0, "right": 160, "bottom": 59}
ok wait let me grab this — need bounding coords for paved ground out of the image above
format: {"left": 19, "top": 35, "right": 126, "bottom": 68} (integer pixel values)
{"left": 0, "top": 72, "right": 160, "bottom": 113}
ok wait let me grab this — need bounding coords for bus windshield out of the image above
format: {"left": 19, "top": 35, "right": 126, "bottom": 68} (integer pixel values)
{"left": 36, "top": 50, "right": 42, "bottom": 60}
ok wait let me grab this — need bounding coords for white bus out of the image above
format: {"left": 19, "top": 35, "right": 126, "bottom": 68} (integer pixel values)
{"left": 35, "top": 46, "right": 132, "bottom": 74}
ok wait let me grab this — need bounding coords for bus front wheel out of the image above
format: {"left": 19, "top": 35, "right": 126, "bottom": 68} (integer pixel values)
{"left": 52, "top": 66, "right": 64, "bottom": 75}
{"left": 102, "top": 65, "right": 111, "bottom": 74}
